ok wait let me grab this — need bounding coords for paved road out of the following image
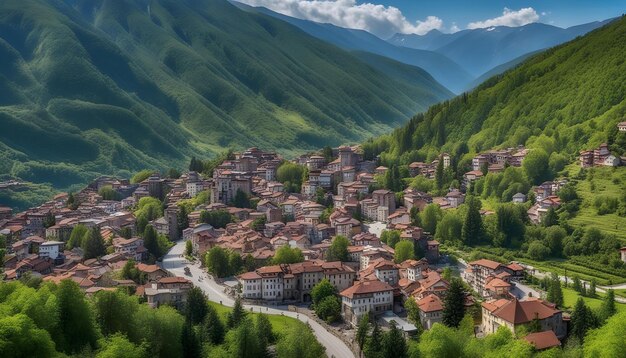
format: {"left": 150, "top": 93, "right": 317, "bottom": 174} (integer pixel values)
{"left": 161, "top": 241, "right": 355, "bottom": 358}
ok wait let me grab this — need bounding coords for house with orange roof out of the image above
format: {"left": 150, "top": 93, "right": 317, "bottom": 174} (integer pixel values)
{"left": 464, "top": 259, "right": 513, "bottom": 297}
{"left": 417, "top": 294, "right": 443, "bottom": 329}
{"left": 238, "top": 261, "right": 355, "bottom": 303}
{"left": 136, "top": 263, "right": 168, "bottom": 282}
{"left": 481, "top": 298, "right": 567, "bottom": 338}
{"left": 340, "top": 279, "right": 394, "bottom": 326}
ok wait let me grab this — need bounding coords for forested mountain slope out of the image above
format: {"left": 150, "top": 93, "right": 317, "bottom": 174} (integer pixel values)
{"left": 0, "top": 0, "right": 451, "bottom": 189}
{"left": 234, "top": 2, "right": 472, "bottom": 93}
{"left": 367, "top": 16, "right": 626, "bottom": 167}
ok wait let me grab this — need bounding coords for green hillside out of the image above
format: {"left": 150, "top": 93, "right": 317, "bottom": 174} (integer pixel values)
{"left": 367, "top": 16, "right": 626, "bottom": 167}
{"left": 0, "top": 0, "right": 451, "bottom": 190}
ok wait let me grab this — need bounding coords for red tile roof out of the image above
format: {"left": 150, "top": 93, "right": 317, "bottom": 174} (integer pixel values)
{"left": 524, "top": 330, "right": 561, "bottom": 350}
{"left": 469, "top": 259, "right": 502, "bottom": 270}
{"left": 483, "top": 298, "right": 560, "bottom": 325}
{"left": 340, "top": 279, "right": 393, "bottom": 298}
{"left": 417, "top": 294, "right": 443, "bottom": 313}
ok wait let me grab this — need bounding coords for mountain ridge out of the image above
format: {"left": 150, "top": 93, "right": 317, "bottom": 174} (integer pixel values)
{"left": 0, "top": 0, "right": 451, "bottom": 190}
{"left": 233, "top": 1, "right": 473, "bottom": 93}
{"left": 367, "top": 16, "right": 626, "bottom": 168}
{"left": 388, "top": 19, "right": 615, "bottom": 76}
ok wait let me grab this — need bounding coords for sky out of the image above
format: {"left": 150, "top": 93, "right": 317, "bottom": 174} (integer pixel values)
{"left": 237, "top": 0, "right": 625, "bottom": 38}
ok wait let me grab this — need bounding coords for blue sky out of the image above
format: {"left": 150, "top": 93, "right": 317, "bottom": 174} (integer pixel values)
{"left": 370, "top": 0, "right": 624, "bottom": 29}
{"left": 238, "top": 0, "right": 624, "bottom": 38}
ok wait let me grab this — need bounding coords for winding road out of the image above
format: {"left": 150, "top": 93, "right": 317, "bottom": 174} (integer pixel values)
{"left": 160, "top": 241, "right": 355, "bottom": 358}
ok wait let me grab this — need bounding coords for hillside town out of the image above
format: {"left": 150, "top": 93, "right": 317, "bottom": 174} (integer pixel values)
{"left": 4, "top": 135, "right": 625, "bottom": 355}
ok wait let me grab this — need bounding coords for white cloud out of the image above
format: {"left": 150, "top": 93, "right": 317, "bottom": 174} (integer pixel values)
{"left": 467, "top": 7, "right": 540, "bottom": 29}
{"left": 237, "top": 0, "right": 443, "bottom": 38}
{"left": 449, "top": 23, "right": 460, "bottom": 33}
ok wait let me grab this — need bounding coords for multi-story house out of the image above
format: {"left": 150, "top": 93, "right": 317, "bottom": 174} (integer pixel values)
{"left": 481, "top": 298, "right": 567, "bottom": 339}
{"left": 238, "top": 261, "right": 356, "bottom": 302}
{"left": 113, "top": 237, "right": 146, "bottom": 261}
{"left": 39, "top": 240, "right": 65, "bottom": 261}
{"left": 340, "top": 279, "right": 394, "bottom": 326}
{"left": 417, "top": 294, "right": 443, "bottom": 329}
{"left": 464, "top": 259, "right": 508, "bottom": 297}
{"left": 143, "top": 277, "right": 192, "bottom": 309}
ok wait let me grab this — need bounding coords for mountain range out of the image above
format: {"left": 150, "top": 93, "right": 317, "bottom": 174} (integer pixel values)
{"left": 233, "top": 1, "right": 472, "bottom": 93}
{"left": 237, "top": 2, "right": 613, "bottom": 92}
{"left": 389, "top": 19, "right": 614, "bottom": 79}
{"left": 0, "top": 0, "right": 451, "bottom": 189}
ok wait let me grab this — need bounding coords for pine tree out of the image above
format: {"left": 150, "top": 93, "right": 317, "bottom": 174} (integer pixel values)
{"left": 202, "top": 305, "right": 225, "bottom": 345}
{"left": 143, "top": 224, "right": 161, "bottom": 258}
{"left": 573, "top": 276, "right": 582, "bottom": 293}
{"left": 570, "top": 298, "right": 597, "bottom": 341}
{"left": 363, "top": 321, "right": 383, "bottom": 358}
{"left": 547, "top": 273, "right": 564, "bottom": 307}
{"left": 227, "top": 297, "right": 247, "bottom": 328}
{"left": 228, "top": 318, "right": 262, "bottom": 358}
{"left": 442, "top": 278, "right": 466, "bottom": 328}
{"left": 382, "top": 322, "right": 407, "bottom": 358}
{"left": 435, "top": 155, "right": 445, "bottom": 192}
{"left": 185, "top": 287, "right": 208, "bottom": 325}
{"left": 177, "top": 205, "right": 189, "bottom": 236}
{"left": 83, "top": 227, "right": 106, "bottom": 259}
{"left": 462, "top": 196, "right": 484, "bottom": 246}
{"left": 356, "top": 313, "right": 370, "bottom": 357}
{"left": 232, "top": 189, "right": 251, "bottom": 208}
{"left": 589, "top": 279, "right": 596, "bottom": 297}
{"left": 181, "top": 322, "right": 201, "bottom": 358}
{"left": 600, "top": 289, "right": 616, "bottom": 321}
{"left": 256, "top": 314, "right": 274, "bottom": 357}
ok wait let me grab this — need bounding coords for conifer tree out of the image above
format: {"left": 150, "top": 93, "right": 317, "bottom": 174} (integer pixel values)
{"left": 462, "top": 196, "right": 484, "bottom": 245}
{"left": 227, "top": 298, "right": 247, "bottom": 328}
{"left": 202, "top": 305, "right": 225, "bottom": 345}
{"left": 442, "top": 278, "right": 465, "bottom": 328}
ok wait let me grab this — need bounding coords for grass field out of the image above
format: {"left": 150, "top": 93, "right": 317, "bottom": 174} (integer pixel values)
{"left": 561, "top": 287, "right": 626, "bottom": 313}
{"left": 207, "top": 301, "right": 306, "bottom": 333}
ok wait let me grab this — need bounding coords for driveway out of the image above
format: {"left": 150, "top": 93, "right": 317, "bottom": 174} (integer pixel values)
{"left": 161, "top": 241, "right": 355, "bottom": 358}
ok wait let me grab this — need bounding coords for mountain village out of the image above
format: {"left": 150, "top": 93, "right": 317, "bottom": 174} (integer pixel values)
{"left": 2, "top": 123, "right": 625, "bottom": 355}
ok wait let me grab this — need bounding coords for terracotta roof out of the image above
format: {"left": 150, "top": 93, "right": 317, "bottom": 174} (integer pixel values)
{"left": 483, "top": 298, "right": 560, "bottom": 325}
{"left": 158, "top": 276, "right": 190, "bottom": 284}
{"left": 507, "top": 263, "right": 525, "bottom": 271}
{"left": 136, "top": 263, "right": 163, "bottom": 273}
{"left": 485, "top": 277, "right": 511, "bottom": 290}
{"left": 524, "top": 331, "right": 561, "bottom": 350}
{"left": 340, "top": 279, "right": 393, "bottom": 298}
{"left": 239, "top": 271, "right": 262, "bottom": 280}
{"left": 469, "top": 259, "right": 502, "bottom": 270}
{"left": 417, "top": 294, "right": 443, "bottom": 313}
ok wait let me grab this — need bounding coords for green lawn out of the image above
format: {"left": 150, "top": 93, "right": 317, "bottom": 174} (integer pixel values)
{"left": 561, "top": 287, "right": 626, "bottom": 313}
{"left": 207, "top": 301, "right": 305, "bottom": 333}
